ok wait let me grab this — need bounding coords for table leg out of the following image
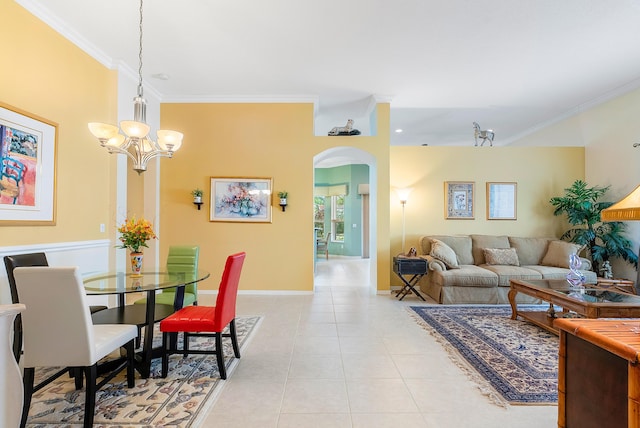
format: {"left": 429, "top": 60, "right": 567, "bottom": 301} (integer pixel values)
{"left": 396, "top": 274, "right": 426, "bottom": 301}
{"left": 508, "top": 286, "right": 518, "bottom": 320}
{"left": 138, "top": 290, "right": 156, "bottom": 379}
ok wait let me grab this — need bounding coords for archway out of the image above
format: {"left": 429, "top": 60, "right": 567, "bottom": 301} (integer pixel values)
{"left": 313, "top": 147, "right": 378, "bottom": 294}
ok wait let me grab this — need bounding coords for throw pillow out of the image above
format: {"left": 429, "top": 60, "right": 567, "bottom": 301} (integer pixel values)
{"left": 483, "top": 248, "right": 520, "bottom": 266}
{"left": 541, "top": 240, "right": 584, "bottom": 268}
{"left": 430, "top": 239, "right": 460, "bottom": 269}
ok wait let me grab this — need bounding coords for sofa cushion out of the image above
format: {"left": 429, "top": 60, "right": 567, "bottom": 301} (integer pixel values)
{"left": 471, "top": 235, "right": 510, "bottom": 265}
{"left": 481, "top": 265, "right": 543, "bottom": 287}
{"left": 430, "top": 265, "right": 499, "bottom": 288}
{"left": 430, "top": 239, "right": 459, "bottom": 269}
{"left": 508, "top": 237, "right": 552, "bottom": 265}
{"left": 420, "top": 235, "right": 474, "bottom": 265}
{"left": 524, "top": 265, "right": 598, "bottom": 284}
{"left": 483, "top": 248, "right": 520, "bottom": 266}
{"left": 541, "top": 240, "right": 584, "bottom": 268}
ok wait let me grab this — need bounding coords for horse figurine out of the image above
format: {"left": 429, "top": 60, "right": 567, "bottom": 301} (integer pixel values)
{"left": 328, "top": 119, "right": 360, "bottom": 136}
{"left": 473, "top": 122, "right": 495, "bottom": 146}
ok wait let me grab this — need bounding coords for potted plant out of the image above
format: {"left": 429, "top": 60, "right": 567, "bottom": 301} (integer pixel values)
{"left": 278, "top": 191, "right": 288, "bottom": 211}
{"left": 191, "top": 188, "right": 203, "bottom": 203}
{"left": 549, "top": 179, "right": 638, "bottom": 275}
{"left": 117, "top": 216, "right": 157, "bottom": 276}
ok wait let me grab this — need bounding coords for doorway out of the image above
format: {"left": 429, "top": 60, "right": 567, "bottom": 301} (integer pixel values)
{"left": 313, "top": 147, "right": 377, "bottom": 294}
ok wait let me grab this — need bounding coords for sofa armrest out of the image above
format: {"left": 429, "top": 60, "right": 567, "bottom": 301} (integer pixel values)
{"left": 579, "top": 257, "right": 592, "bottom": 271}
{"left": 421, "top": 255, "right": 447, "bottom": 272}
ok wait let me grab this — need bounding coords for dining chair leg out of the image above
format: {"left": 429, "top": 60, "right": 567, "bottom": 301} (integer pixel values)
{"left": 184, "top": 332, "right": 190, "bottom": 358}
{"left": 161, "top": 332, "right": 169, "bottom": 378}
{"left": 73, "top": 367, "right": 84, "bottom": 390}
{"left": 229, "top": 318, "right": 241, "bottom": 358}
{"left": 21, "top": 367, "right": 35, "bottom": 428}
{"left": 125, "top": 339, "right": 135, "bottom": 388}
{"left": 215, "top": 332, "right": 227, "bottom": 380}
{"left": 84, "top": 364, "right": 98, "bottom": 428}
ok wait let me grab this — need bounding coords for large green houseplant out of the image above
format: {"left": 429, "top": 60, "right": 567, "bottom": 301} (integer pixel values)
{"left": 550, "top": 180, "right": 638, "bottom": 275}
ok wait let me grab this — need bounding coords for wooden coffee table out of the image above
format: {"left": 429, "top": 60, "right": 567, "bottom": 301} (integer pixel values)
{"left": 508, "top": 278, "right": 640, "bottom": 334}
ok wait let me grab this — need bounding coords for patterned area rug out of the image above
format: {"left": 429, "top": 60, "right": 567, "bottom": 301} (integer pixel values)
{"left": 409, "top": 305, "right": 558, "bottom": 406}
{"left": 25, "top": 315, "right": 262, "bottom": 427}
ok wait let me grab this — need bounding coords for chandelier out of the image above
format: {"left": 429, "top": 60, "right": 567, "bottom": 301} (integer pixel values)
{"left": 88, "top": 0, "right": 183, "bottom": 174}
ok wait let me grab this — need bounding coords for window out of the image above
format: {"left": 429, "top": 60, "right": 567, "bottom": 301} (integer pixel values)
{"left": 331, "top": 195, "right": 344, "bottom": 242}
{"left": 314, "top": 196, "right": 325, "bottom": 238}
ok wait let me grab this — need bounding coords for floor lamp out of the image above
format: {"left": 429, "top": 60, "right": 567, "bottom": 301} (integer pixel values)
{"left": 601, "top": 184, "right": 640, "bottom": 293}
{"left": 395, "top": 188, "right": 412, "bottom": 255}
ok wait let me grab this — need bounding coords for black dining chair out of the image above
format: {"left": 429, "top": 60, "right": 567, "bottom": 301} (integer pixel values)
{"left": 4, "top": 252, "right": 108, "bottom": 363}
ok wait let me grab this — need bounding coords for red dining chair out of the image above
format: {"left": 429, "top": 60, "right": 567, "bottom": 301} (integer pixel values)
{"left": 160, "top": 252, "right": 246, "bottom": 380}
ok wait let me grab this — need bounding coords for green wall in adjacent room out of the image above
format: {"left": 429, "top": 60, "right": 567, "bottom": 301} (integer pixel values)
{"left": 315, "top": 164, "right": 369, "bottom": 257}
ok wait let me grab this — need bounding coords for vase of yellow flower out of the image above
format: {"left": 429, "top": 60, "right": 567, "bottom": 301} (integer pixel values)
{"left": 117, "top": 216, "right": 157, "bottom": 277}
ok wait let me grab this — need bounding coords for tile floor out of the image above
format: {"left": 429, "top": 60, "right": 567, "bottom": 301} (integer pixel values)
{"left": 199, "top": 256, "right": 557, "bottom": 427}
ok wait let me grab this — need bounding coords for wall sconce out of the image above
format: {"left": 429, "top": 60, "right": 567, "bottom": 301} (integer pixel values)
{"left": 191, "top": 188, "right": 203, "bottom": 210}
{"left": 278, "top": 191, "right": 288, "bottom": 212}
{"left": 394, "top": 188, "right": 413, "bottom": 254}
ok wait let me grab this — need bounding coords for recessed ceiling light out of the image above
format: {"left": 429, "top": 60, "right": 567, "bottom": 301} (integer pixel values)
{"left": 395, "top": 129, "right": 403, "bottom": 133}
{"left": 151, "top": 73, "right": 170, "bottom": 80}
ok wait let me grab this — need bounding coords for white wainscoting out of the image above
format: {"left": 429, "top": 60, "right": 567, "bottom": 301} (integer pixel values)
{"left": 0, "top": 240, "right": 112, "bottom": 307}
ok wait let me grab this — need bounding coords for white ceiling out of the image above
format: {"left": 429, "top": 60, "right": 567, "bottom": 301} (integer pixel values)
{"left": 18, "top": 0, "right": 640, "bottom": 146}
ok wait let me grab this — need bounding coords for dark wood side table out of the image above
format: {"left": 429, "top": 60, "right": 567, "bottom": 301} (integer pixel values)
{"left": 392, "top": 256, "right": 427, "bottom": 301}
{"left": 555, "top": 318, "right": 640, "bottom": 428}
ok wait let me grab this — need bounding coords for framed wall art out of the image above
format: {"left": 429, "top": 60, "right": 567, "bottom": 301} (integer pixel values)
{"left": 487, "top": 182, "right": 517, "bottom": 220}
{"left": 0, "top": 102, "right": 57, "bottom": 225}
{"left": 445, "top": 181, "right": 475, "bottom": 219}
{"left": 210, "top": 177, "right": 273, "bottom": 223}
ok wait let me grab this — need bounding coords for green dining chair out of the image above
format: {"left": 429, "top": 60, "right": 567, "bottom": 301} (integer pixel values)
{"left": 134, "top": 245, "right": 200, "bottom": 309}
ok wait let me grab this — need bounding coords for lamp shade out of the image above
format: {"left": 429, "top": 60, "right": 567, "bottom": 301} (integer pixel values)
{"left": 157, "top": 130, "right": 183, "bottom": 151}
{"left": 88, "top": 122, "right": 119, "bottom": 140}
{"left": 395, "top": 188, "right": 413, "bottom": 204}
{"left": 601, "top": 184, "right": 640, "bottom": 221}
{"left": 106, "top": 134, "right": 126, "bottom": 148}
{"left": 120, "top": 121, "right": 150, "bottom": 139}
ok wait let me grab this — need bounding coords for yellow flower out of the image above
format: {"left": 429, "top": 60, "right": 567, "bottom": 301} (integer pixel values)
{"left": 117, "top": 216, "right": 157, "bottom": 253}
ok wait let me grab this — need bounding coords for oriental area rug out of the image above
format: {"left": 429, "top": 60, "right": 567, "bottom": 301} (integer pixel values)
{"left": 409, "top": 305, "right": 558, "bottom": 406}
{"left": 25, "top": 315, "right": 262, "bottom": 427}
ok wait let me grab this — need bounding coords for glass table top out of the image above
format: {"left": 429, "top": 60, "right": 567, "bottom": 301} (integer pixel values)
{"left": 519, "top": 279, "right": 640, "bottom": 304}
{"left": 83, "top": 269, "right": 210, "bottom": 295}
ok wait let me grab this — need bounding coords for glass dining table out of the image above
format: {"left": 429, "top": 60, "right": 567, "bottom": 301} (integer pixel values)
{"left": 84, "top": 270, "right": 210, "bottom": 378}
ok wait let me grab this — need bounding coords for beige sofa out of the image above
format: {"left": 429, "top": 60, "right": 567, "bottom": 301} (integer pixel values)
{"left": 417, "top": 234, "right": 597, "bottom": 304}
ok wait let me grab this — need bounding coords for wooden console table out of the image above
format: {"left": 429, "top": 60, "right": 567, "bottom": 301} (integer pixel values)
{"left": 555, "top": 318, "right": 640, "bottom": 428}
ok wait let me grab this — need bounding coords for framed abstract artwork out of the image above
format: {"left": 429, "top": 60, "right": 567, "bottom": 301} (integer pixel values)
{"left": 210, "top": 177, "right": 273, "bottom": 223}
{"left": 445, "top": 181, "right": 475, "bottom": 219}
{"left": 487, "top": 182, "right": 517, "bottom": 220}
{"left": 0, "top": 102, "right": 57, "bottom": 225}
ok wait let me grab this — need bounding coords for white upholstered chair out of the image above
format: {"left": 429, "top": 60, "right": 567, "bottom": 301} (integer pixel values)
{"left": 14, "top": 266, "right": 138, "bottom": 428}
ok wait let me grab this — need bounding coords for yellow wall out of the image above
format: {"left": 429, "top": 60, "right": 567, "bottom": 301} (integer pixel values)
{"left": 160, "top": 103, "right": 390, "bottom": 292}
{"left": 390, "top": 146, "right": 585, "bottom": 287}
{"left": 4, "top": 1, "right": 617, "bottom": 291}
{"left": 0, "top": 1, "right": 117, "bottom": 244}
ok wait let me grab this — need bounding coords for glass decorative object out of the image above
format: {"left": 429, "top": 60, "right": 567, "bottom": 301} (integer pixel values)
{"left": 566, "top": 253, "right": 586, "bottom": 288}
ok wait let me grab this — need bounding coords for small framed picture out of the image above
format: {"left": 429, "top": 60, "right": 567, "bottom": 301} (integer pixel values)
{"left": 210, "top": 177, "right": 273, "bottom": 223}
{"left": 487, "top": 182, "right": 517, "bottom": 220}
{"left": 445, "top": 181, "right": 475, "bottom": 219}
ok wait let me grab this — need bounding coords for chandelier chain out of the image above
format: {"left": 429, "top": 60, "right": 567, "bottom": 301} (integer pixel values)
{"left": 137, "top": 0, "right": 144, "bottom": 97}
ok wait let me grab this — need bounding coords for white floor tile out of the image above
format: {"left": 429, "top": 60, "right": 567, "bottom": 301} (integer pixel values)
{"left": 200, "top": 256, "right": 558, "bottom": 427}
